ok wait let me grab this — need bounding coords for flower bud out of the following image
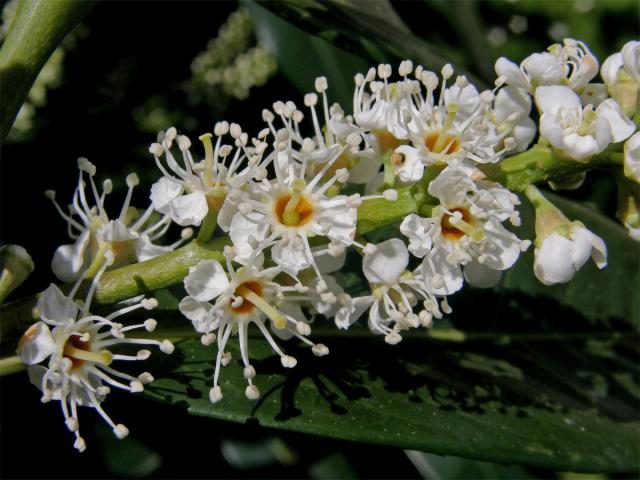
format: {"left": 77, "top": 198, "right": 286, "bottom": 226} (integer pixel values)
{"left": 525, "top": 185, "right": 607, "bottom": 285}
{"left": 0, "top": 245, "right": 34, "bottom": 304}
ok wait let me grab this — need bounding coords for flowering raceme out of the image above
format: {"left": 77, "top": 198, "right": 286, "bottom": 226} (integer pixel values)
{"left": 14, "top": 37, "right": 639, "bottom": 449}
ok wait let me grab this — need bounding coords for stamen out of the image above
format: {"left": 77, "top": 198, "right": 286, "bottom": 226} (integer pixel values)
{"left": 63, "top": 343, "right": 113, "bottom": 366}
{"left": 236, "top": 286, "right": 287, "bottom": 329}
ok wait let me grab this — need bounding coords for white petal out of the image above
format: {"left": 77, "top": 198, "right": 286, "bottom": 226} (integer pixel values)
{"left": 178, "top": 296, "right": 217, "bottom": 333}
{"left": 571, "top": 226, "right": 607, "bottom": 269}
{"left": 135, "top": 235, "right": 171, "bottom": 262}
{"left": 311, "top": 275, "right": 344, "bottom": 316}
{"left": 539, "top": 113, "right": 564, "bottom": 149}
{"left": 421, "top": 247, "right": 463, "bottom": 295}
{"left": 444, "top": 82, "right": 480, "bottom": 118}
{"left": 562, "top": 132, "right": 602, "bottom": 161}
{"left": 596, "top": 99, "right": 636, "bottom": 143}
{"left": 621, "top": 40, "right": 640, "bottom": 79}
{"left": 184, "top": 260, "right": 229, "bottom": 302}
{"left": 481, "top": 222, "right": 522, "bottom": 270}
{"left": 315, "top": 248, "right": 346, "bottom": 274}
{"left": 495, "top": 57, "right": 529, "bottom": 90}
{"left": 98, "top": 219, "right": 137, "bottom": 242}
{"left": 363, "top": 239, "right": 409, "bottom": 285}
{"left": 600, "top": 52, "right": 624, "bottom": 85}
{"left": 335, "top": 296, "right": 373, "bottom": 329}
{"left": 512, "top": 117, "right": 537, "bottom": 152}
{"left": 217, "top": 197, "right": 238, "bottom": 232}
{"left": 37, "top": 284, "right": 78, "bottom": 326}
{"left": 400, "top": 214, "right": 434, "bottom": 258}
{"left": 272, "top": 240, "right": 311, "bottom": 274}
{"left": 463, "top": 261, "right": 502, "bottom": 288}
{"left": 521, "top": 52, "right": 563, "bottom": 86}
{"left": 17, "top": 323, "right": 57, "bottom": 365}
{"left": 580, "top": 83, "right": 608, "bottom": 108}
{"left": 169, "top": 191, "right": 209, "bottom": 226}
{"left": 394, "top": 145, "right": 424, "bottom": 184}
{"left": 324, "top": 202, "right": 357, "bottom": 243}
{"left": 534, "top": 85, "right": 580, "bottom": 115}
{"left": 229, "top": 212, "right": 269, "bottom": 264}
{"left": 534, "top": 233, "right": 575, "bottom": 285}
{"left": 27, "top": 365, "right": 62, "bottom": 399}
{"left": 51, "top": 241, "right": 87, "bottom": 283}
{"left": 624, "top": 132, "right": 640, "bottom": 183}
{"left": 494, "top": 86, "right": 531, "bottom": 120}
{"left": 150, "top": 178, "right": 183, "bottom": 214}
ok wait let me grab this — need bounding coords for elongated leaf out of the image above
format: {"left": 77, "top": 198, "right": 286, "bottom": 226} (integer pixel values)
{"left": 143, "top": 196, "right": 638, "bottom": 472}
{"left": 254, "top": 0, "right": 486, "bottom": 88}
{"left": 247, "top": 2, "right": 370, "bottom": 108}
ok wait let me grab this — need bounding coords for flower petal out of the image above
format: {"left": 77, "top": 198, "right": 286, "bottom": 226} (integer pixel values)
{"left": 184, "top": 260, "right": 230, "bottom": 302}
{"left": 17, "top": 322, "right": 57, "bottom": 365}
{"left": 597, "top": 99, "right": 636, "bottom": 143}
{"left": 363, "top": 239, "right": 409, "bottom": 285}
{"left": 169, "top": 191, "right": 209, "bottom": 226}
{"left": 624, "top": 132, "right": 640, "bottom": 183}
{"left": 150, "top": 177, "right": 183, "bottom": 214}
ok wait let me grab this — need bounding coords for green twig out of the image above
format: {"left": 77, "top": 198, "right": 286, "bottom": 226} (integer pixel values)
{"left": 0, "top": 0, "right": 97, "bottom": 143}
{"left": 0, "top": 356, "right": 24, "bottom": 376}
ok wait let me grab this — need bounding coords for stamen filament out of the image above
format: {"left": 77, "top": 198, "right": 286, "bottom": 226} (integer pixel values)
{"left": 237, "top": 286, "right": 287, "bottom": 329}
{"left": 63, "top": 344, "right": 113, "bottom": 366}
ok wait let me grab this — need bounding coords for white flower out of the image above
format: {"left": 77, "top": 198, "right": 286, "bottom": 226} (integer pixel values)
{"left": 535, "top": 85, "right": 636, "bottom": 161}
{"left": 149, "top": 124, "right": 261, "bottom": 229}
{"left": 624, "top": 132, "right": 640, "bottom": 183}
{"left": 495, "top": 52, "right": 562, "bottom": 92}
{"left": 336, "top": 239, "right": 447, "bottom": 344}
{"left": 178, "top": 253, "right": 329, "bottom": 403}
{"left": 492, "top": 86, "right": 537, "bottom": 153}
{"left": 228, "top": 129, "right": 395, "bottom": 277}
{"left": 46, "top": 158, "right": 186, "bottom": 282}
{"left": 601, "top": 40, "right": 640, "bottom": 85}
{"left": 400, "top": 167, "right": 528, "bottom": 289}
{"left": 355, "top": 62, "right": 519, "bottom": 170}
{"left": 496, "top": 38, "right": 598, "bottom": 93}
{"left": 525, "top": 184, "right": 607, "bottom": 285}
{"left": 16, "top": 253, "right": 173, "bottom": 452}
{"left": 262, "top": 80, "right": 379, "bottom": 185}
{"left": 533, "top": 224, "right": 607, "bottom": 285}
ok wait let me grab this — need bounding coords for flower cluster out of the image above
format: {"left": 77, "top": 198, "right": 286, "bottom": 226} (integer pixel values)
{"left": 20, "top": 38, "right": 639, "bottom": 448}
{"left": 17, "top": 253, "right": 173, "bottom": 451}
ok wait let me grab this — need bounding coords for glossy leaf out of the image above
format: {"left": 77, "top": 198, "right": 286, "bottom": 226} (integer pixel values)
{"left": 253, "top": 0, "right": 486, "bottom": 88}
{"left": 142, "top": 194, "right": 638, "bottom": 472}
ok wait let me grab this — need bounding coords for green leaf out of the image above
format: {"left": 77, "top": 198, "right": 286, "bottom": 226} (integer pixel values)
{"left": 502, "top": 192, "right": 640, "bottom": 330}
{"left": 142, "top": 195, "right": 638, "bottom": 472}
{"left": 142, "top": 197, "right": 637, "bottom": 472}
{"left": 253, "top": 0, "right": 486, "bottom": 88}
{"left": 246, "top": 2, "right": 371, "bottom": 107}
{"left": 0, "top": 0, "right": 97, "bottom": 143}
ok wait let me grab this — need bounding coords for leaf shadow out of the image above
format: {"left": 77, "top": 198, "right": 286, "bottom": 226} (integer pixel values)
{"left": 252, "top": 288, "right": 639, "bottom": 424}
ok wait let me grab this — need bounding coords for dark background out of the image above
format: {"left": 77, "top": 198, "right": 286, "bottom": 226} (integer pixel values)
{"left": 1, "top": 1, "right": 638, "bottom": 478}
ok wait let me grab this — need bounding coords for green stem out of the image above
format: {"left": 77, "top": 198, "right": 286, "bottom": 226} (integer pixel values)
{"left": 479, "top": 145, "right": 616, "bottom": 192}
{"left": 0, "top": 0, "right": 97, "bottom": 142}
{"left": 0, "top": 270, "right": 17, "bottom": 305}
{"left": 0, "top": 239, "right": 228, "bottom": 342}
{"left": 0, "top": 356, "right": 24, "bottom": 376}
{"left": 196, "top": 210, "right": 219, "bottom": 243}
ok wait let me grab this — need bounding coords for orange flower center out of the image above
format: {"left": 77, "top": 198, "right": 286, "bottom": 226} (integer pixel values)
{"left": 441, "top": 207, "right": 472, "bottom": 240}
